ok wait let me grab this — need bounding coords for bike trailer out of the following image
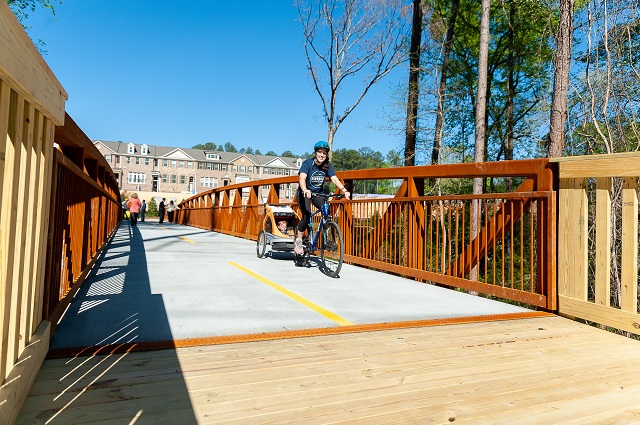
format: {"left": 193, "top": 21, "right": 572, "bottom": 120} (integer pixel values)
{"left": 259, "top": 204, "right": 300, "bottom": 252}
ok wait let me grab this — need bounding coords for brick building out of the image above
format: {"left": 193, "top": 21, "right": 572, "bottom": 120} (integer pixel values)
{"left": 94, "top": 140, "right": 303, "bottom": 201}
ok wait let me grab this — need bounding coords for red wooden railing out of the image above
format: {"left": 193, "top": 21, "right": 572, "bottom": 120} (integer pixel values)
{"left": 176, "top": 158, "right": 556, "bottom": 310}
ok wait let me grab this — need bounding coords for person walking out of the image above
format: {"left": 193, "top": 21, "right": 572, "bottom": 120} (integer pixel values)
{"left": 294, "top": 141, "right": 350, "bottom": 255}
{"left": 166, "top": 200, "right": 178, "bottom": 223}
{"left": 127, "top": 193, "right": 142, "bottom": 226}
{"left": 158, "top": 198, "right": 166, "bottom": 224}
{"left": 140, "top": 199, "right": 147, "bottom": 222}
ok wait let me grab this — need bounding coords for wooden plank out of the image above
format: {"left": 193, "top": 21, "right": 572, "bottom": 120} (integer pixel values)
{"left": 595, "top": 177, "right": 611, "bottom": 307}
{"left": 621, "top": 177, "right": 638, "bottom": 313}
{"left": 559, "top": 295, "right": 640, "bottom": 335}
{"left": 8, "top": 96, "right": 31, "bottom": 365}
{"left": 556, "top": 154, "right": 640, "bottom": 178}
{"left": 1, "top": 92, "right": 23, "bottom": 381}
{"left": 0, "top": 1, "right": 67, "bottom": 125}
{"left": 557, "top": 178, "right": 572, "bottom": 297}
{"left": 0, "top": 320, "right": 50, "bottom": 425}
{"left": 32, "top": 120, "right": 55, "bottom": 327}
{"left": 17, "top": 102, "right": 35, "bottom": 356}
{"left": 17, "top": 316, "right": 640, "bottom": 424}
{"left": 574, "top": 178, "right": 589, "bottom": 301}
{"left": 26, "top": 111, "right": 45, "bottom": 335}
{"left": 0, "top": 79, "right": 10, "bottom": 384}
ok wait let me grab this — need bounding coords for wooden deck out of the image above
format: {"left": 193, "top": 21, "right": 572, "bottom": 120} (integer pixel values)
{"left": 16, "top": 315, "right": 640, "bottom": 424}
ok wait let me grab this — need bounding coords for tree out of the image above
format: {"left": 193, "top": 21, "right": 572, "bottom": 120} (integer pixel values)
{"left": 471, "top": 0, "right": 490, "bottom": 282}
{"left": 296, "top": 0, "right": 411, "bottom": 154}
{"left": 8, "top": 0, "right": 60, "bottom": 53}
{"left": 7, "top": 0, "right": 58, "bottom": 23}
{"left": 223, "top": 142, "right": 238, "bottom": 153}
{"left": 146, "top": 198, "right": 158, "bottom": 217}
{"left": 404, "top": 0, "right": 424, "bottom": 166}
{"left": 548, "top": 0, "right": 576, "bottom": 158}
{"left": 192, "top": 142, "right": 217, "bottom": 150}
{"left": 431, "top": 0, "right": 460, "bottom": 166}
{"left": 281, "top": 150, "right": 296, "bottom": 157}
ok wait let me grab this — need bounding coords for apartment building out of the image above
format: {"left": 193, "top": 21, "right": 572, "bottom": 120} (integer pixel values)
{"left": 94, "top": 140, "right": 303, "bottom": 200}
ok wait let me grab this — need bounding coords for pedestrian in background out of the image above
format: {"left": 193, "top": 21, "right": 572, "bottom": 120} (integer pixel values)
{"left": 140, "top": 199, "right": 147, "bottom": 222}
{"left": 166, "top": 200, "right": 178, "bottom": 223}
{"left": 127, "top": 193, "right": 142, "bottom": 226}
{"left": 159, "top": 198, "right": 166, "bottom": 224}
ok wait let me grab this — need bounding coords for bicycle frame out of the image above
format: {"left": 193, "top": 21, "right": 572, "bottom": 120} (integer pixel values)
{"left": 306, "top": 200, "right": 331, "bottom": 252}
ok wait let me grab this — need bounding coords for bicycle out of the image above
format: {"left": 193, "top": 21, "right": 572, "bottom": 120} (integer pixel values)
{"left": 294, "top": 192, "right": 346, "bottom": 278}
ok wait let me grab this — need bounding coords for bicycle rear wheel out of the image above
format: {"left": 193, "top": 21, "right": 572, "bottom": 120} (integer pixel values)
{"left": 320, "top": 221, "right": 343, "bottom": 277}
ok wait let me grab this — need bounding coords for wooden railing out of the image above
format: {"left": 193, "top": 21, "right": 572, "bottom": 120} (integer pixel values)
{"left": 177, "top": 158, "right": 557, "bottom": 310}
{"left": 43, "top": 114, "right": 122, "bottom": 325}
{"left": 0, "top": 3, "right": 120, "bottom": 422}
{"left": 553, "top": 153, "right": 640, "bottom": 334}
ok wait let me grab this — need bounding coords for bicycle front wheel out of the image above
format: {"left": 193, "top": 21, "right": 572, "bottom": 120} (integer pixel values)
{"left": 320, "top": 221, "right": 343, "bottom": 278}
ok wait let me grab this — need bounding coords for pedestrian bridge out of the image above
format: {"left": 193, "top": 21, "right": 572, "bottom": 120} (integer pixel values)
{"left": 3, "top": 3, "right": 640, "bottom": 423}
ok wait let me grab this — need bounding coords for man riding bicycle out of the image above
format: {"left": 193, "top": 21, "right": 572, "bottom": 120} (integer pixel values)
{"left": 295, "top": 141, "right": 350, "bottom": 255}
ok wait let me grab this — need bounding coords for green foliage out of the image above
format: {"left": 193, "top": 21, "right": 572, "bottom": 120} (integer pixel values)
{"left": 223, "top": 142, "right": 238, "bottom": 153}
{"left": 146, "top": 198, "right": 158, "bottom": 217}
{"left": 7, "top": 0, "right": 59, "bottom": 54}
{"left": 425, "top": 0, "right": 556, "bottom": 163}
{"left": 7, "top": 0, "right": 58, "bottom": 22}
{"left": 192, "top": 142, "right": 217, "bottom": 150}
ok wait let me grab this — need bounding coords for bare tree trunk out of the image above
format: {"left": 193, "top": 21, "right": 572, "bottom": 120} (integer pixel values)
{"left": 471, "top": 0, "right": 490, "bottom": 282}
{"left": 432, "top": 0, "right": 460, "bottom": 166}
{"left": 505, "top": 1, "right": 516, "bottom": 191}
{"left": 548, "top": 0, "right": 575, "bottom": 158}
{"left": 404, "top": 0, "right": 423, "bottom": 166}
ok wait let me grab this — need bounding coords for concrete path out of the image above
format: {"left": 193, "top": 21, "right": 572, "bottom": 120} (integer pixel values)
{"left": 49, "top": 220, "right": 532, "bottom": 350}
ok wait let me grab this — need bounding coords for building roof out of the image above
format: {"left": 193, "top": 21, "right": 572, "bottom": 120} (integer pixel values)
{"left": 94, "top": 140, "right": 303, "bottom": 168}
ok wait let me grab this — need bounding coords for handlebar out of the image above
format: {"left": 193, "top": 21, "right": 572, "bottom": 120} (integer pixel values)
{"left": 310, "top": 192, "right": 348, "bottom": 201}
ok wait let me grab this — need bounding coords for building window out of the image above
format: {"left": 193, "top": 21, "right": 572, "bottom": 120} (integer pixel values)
{"left": 126, "top": 156, "right": 131, "bottom": 164}
{"left": 180, "top": 161, "right": 185, "bottom": 168}
{"left": 171, "top": 175, "right": 177, "bottom": 183}
{"left": 127, "top": 172, "right": 145, "bottom": 184}
{"left": 145, "top": 158, "right": 150, "bottom": 165}
{"left": 200, "top": 177, "right": 218, "bottom": 188}
{"left": 135, "top": 157, "right": 140, "bottom": 165}
{"left": 207, "top": 163, "right": 213, "bottom": 170}
{"left": 141, "top": 144, "right": 148, "bottom": 155}
{"left": 171, "top": 160, "right": 177, "bottom": 167}
{"left": 105, "top": 154, "right": 111, "bottom": 162}
{"left": 221, "top": 164, "right": 228, "bottom": 171}
{"left": 240, "top": 166, "right": 246, "bottom": 172}
{"left": 248, "top": 166, "right": 253, "bottom": 173}
{"left": 198, "top": 162, "right": 204, "bottom": 169}
{"left": 206, "top": 153, "right": 220, "bottom": 160}
{"left": 180, "top": 175, "right": 186, "bottom": 184}
{"left": 214, "top": 163, "right": 220, "bottom": 171}
{"left": 162, "top": 174, "right": 168, "bottom": 183}
{"left": 187, "top": 162, "right": 193, "bottom": 168}
{"left": 127, "top": 143, "right": 135, "bottom": 154}
{"left": 163, "top": 159, "right": 169, "bottom": 167}
{"left": 232, "top": 165, "right": 238, "bottom": 172}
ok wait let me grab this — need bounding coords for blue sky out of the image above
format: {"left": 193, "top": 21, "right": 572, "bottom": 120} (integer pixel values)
{"left": 25, "top": 1, "right": 408, "bottom": 157}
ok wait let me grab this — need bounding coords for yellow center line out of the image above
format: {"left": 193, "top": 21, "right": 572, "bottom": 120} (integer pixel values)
{"left": 229, "top": 262, "right": 353, "bottom": 326}
{"left": 179, "top": 236, "right": 196, "bottom": 244}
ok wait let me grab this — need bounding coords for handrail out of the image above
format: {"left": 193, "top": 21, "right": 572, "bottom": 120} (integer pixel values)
{"left": 0, "top": 3, "right": 120, "bottom": 421}
{"left": 552, "top": 153, "right": 640, "bottom": 334}
{"left": 176, "top": 158, "right": 556, "bottom": 310}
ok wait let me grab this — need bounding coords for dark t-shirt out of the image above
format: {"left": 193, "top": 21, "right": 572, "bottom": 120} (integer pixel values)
{"left": 298, "top": 158, "right": 336, "bottom": 193}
